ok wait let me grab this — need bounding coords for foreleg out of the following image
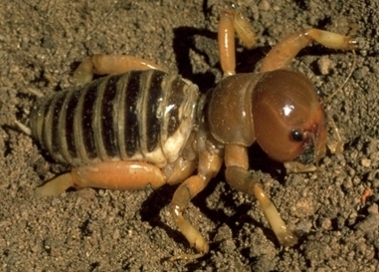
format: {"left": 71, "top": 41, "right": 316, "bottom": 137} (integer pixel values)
{"left": 224, "top": 144, "right": 298, "bottom": 246}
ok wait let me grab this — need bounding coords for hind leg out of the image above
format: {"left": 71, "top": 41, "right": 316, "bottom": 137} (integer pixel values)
{"left": 73, "top": 54, "right": 167, "bottom": 84}
{"left": 34, "top": 161, "right": 167, "bottom": 198}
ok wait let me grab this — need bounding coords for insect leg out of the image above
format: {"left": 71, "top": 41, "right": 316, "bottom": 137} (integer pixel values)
{"left": 34, "top": 161, "right": 167, "bottom": 198}
{"left": 260, "top": 28, "right": 358, "bottom": 72}
{"left": 224, "top": 144, "right": 298, "bottom": 246}
{"left": 73, "top": 54, "right": 167, "bottom": 84}
{"left": 218, "top": 9, "right": 256, "bottom": 77}
{"left": 169, "top": 149, "right": 223, "bottom": 259}
{"left": 218, "top": 9, "right": 237, "bottom": 77}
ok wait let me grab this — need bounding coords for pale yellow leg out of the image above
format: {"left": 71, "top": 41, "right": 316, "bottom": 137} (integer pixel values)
{"left": 224, "top": 145, "right": 298, "bottom": 246}
{"left": 34, "top": 161, "right": 167, "bottom": 198}
{"left": 34, "top": 173, "right": 74, "bottom": 198}
{"left": 218, "top": 9, "right": 256, "bottom": 77}
{"left": 73, "top": 54, "right": 167, "bottom": 84}
{"left": 260, "top": 28, "right": 358, "bottom": 72}
{"left": 169, "top": 150, "right": 223, "bottom": 260}
{"left": 218, "top": 9, "right": 236, "bottom": 77}
{"left": 251, "top": 181, "right": 297, "bottom": 246}
{"left": 169, "top": 176, "right": 209, "bottom": 261}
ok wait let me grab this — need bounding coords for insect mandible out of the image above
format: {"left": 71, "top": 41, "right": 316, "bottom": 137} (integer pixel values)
{"left": 18, "top": 8, "right": 357, "bottom": 259}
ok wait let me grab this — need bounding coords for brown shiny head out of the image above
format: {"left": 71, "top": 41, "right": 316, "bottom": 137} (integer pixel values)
{"left": 252, "top": 69, "right": 327, "bottom": 164}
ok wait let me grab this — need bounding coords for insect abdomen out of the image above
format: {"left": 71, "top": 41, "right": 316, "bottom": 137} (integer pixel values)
{"left": 30, "top": 70, "right": 199, "bottom": 167}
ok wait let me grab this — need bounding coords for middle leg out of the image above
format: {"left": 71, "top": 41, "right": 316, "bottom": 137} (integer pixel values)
{"left": 218, "top": 8, "right": 256, "bottom": 77}
{"left": 169, "top": 148, "right": 223, "bottom": 259}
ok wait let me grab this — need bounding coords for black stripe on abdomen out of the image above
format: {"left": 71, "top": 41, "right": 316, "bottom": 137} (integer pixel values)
{"left": 100, "top": 75, "right": 121, "bottom": 157}
{"left": 40, "top": 95, "right": 57, "bottom": 157}
{"left": 81, "top": 82, "right": 99, "bottom": 159}
{"left": 65, "top": 90, "right": 81, "bottom": 159}
{"left": 51, "top": 92, "right": 66, "bottom": 156}
{"left": 124, "top": 71, "right": 141, "bottom": 157}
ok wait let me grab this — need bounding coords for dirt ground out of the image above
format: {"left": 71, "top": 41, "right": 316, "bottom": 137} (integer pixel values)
{"left": 1, "top": 0, "right": 379, "bottom": 271}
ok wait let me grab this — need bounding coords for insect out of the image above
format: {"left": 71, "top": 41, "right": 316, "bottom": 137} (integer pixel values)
{"left": 18, "top": 8, "right": 357, "bottom": 259}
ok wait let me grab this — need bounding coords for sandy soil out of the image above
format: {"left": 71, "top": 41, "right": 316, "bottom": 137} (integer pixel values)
{"left": 1, "top": 0, "right": 379, "bottom": 271}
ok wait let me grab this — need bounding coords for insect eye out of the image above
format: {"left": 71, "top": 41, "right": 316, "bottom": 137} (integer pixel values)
{"left": 291, "top": 130, "right": 304, "bottom": 142}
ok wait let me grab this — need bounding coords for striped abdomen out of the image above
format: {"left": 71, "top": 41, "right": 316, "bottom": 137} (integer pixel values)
{"left": 30, "top": 70, "right": 199, "bottom": 167}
